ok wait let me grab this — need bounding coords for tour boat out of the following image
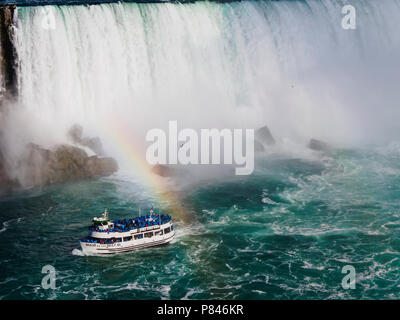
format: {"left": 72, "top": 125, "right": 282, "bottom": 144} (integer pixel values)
{"left": 79, "top": 207, "right": 175, "bottom": 254}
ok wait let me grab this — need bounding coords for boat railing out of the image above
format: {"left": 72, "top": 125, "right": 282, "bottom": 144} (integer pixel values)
{"left": 89, "top": 220, "right": 171, "bottom": 236}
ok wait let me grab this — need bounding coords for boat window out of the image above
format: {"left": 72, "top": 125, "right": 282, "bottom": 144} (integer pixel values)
{"left": 144, "top": 232, "right": 153, "bottom": 238}
{"left": 155, "top": 230, "right": 163, "bottom": 236}
{"left": 123, "top": 236, "right": 132, "bottom": 242}
{"left": 164, "top": 227, "right": 170, "bottom": 234}
{"left": 171, "top": 225, "right": 174, "bottom": 231}
{"left": 134, "top": 234, "right": 143, "bottom": 240}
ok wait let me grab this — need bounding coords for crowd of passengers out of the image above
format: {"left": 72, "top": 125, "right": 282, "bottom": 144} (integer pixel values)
{"left": 81, "top": 237, "right": 125, "bottom": 244}
{"left": 88, "top": 214, "right": 172, "bottom": 233}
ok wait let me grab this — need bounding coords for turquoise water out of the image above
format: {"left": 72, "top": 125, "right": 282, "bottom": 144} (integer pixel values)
{"left": 1, "top": 145, "right": 400, "bottom": 299}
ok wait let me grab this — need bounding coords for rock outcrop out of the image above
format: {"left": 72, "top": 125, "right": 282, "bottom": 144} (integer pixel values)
{"left": 151, "top": 164, "right": 175, "bottom": 177}
{"left": 0, "top": 148, "right": 18, "bottom": 194}
{"left": 254, "top": 140, "right": 266, "bottom": 152}
{"left": 254, "top": 125, "right": 276, "bottom": 152}
{"left": 0, "top": 142, "right": 118, "bottom": 195}
{"left": 21, "top": 143, "right": 118, "bottom": 186}
{"left": 308, "top": 138, "right": 331, "bottom": 152}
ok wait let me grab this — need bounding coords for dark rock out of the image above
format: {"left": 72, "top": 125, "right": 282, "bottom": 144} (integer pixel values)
{"left": 21, "top": 143, "right": 51, "bottom": 187}
{"left": 47, "top": 144, "right": 117, "bottom": 183}
{"left": 86, "top": 156, "right": 118, "bottom": 177}
{"left": 152, "top": 164, "right": 175, "bottom": 177}
{"left": 255, "top": 125, "right": 275, "bottom": 147}
{"left": 20, "top": 143, "right": 118, "bottom": 187}
{"left": 0, "top": 149, "right": 9, "bottom": 192}
{"left": 254, "top": 140, "right": 265, "bottom": 152}
{"left": 308, "top": 139, "right": 330, "bottom": 152}
{"left": 1, "top": 139, "right": 118, "bottom": 195}
{"left": 0, "top": 147, "right": 19, "bottom": 194}
{"left": 0, "top": 5, "right": 17, "bottom": 95}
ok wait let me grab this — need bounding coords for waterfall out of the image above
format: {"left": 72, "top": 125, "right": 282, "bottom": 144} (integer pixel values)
{"left": 3, "top": 0, "right": 400, "bottom": 179}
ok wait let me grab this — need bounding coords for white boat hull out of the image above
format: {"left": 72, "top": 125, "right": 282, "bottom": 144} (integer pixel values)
{"left": 80, "top": 222, "right": 175, "bottom": 255}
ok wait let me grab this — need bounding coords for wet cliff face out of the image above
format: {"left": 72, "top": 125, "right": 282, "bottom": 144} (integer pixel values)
{"left": 0, "top": 7, "right": 119, "bottom": 195}
{"left": 0, "top": 6, "right": 16, "bottom": 194}
{"left": 0, "top": 5, "right": 17, "bottom": 96}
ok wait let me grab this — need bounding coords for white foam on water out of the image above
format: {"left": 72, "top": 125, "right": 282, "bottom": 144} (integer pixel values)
{"left": 261, "top": 190, "right": 278, "bottom": 205}
{"left": 182, "top": 288, "right": 204, "bottom": 300}
{"left": 0, "top": 221, "right": 8, "bottom": 233}
{"left": 71, "top": 248, "right": 85, "bottom": 256}
{"left": 0, "top": 218, "right": 24, "bottom": 233}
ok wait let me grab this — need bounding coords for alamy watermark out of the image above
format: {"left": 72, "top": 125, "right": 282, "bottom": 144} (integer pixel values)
{"left": 341, "top": 265, "right": 356, "bottom": 289}
{"left": 41, "top": 264, "right": 56, "bottom": 289}
{"left": 146, "top": 121, "right": 255, "bottom": 175}
{"left": 342, "top": 5, "right": 356, "bottom": 30}
{"left": 41, "top": 7, "right": 56, "bottom": 30}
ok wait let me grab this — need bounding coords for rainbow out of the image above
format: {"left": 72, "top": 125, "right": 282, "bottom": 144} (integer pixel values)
{"left": 102, "top": 117, "right": 191, "bottom": 223}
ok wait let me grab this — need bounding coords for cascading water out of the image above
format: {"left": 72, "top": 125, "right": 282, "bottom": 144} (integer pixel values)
{"left": 9, "top": 1, "right": 400, "bottom": 169}
{"left": 1, "top": 0, "right": 400, "bottom": 299}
